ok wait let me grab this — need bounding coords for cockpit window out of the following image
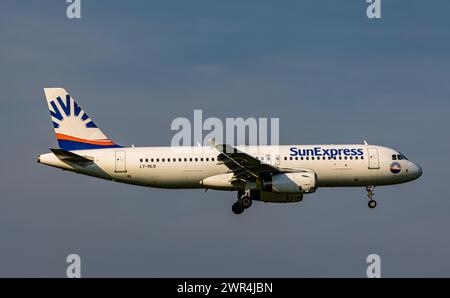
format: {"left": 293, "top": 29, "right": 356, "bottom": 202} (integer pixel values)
{"left": 397, "top": 153, "right": 408, "bottom": 160}
{"left": 392, "top": 155, "right": 397, "bottom": 160}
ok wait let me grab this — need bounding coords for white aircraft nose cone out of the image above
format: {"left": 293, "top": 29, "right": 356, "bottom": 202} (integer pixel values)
{"left": 413, "top": 163, "right": 423, "bottom": 179}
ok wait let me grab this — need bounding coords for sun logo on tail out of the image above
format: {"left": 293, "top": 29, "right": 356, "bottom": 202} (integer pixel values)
{"left": 44, "top": 88, "right": 121, "bottom": 150}
{"left": 49, "top": 95, "right": 97, "bottom": 129}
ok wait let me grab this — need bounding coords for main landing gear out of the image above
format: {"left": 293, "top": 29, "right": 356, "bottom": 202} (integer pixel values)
{"left": 366, "top": 185, "right": 377, "bottom": 209}
{"left": 232, "top": 192, "right": 253, "bottom": 215}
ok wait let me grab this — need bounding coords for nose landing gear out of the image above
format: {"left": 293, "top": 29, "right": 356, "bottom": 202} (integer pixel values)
{"left": 366, "top": 185, "right": 377, "bottom": 209}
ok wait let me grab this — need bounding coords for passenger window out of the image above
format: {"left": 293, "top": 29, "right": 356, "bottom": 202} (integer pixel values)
{"left": 157, "top": 158, "right": 160, "bottom": 162}
{"left": 140, "top": 159, "right": 143, "bottom": 163}
{"left": 295, "top": 157, "right": 298, "bottom": 160}
{"left": 195, "top": 158, "right": 198, "bottom": 162}
{"left": 162, "top": 158, "right": 165, "bottom": 162}
{"left": 311, "top": 157, "right": 315, "bottom": 160}
{"left": 179, "top": 158, "right": 182, "bottom": 162}
{"left": 212, "top": 158, "right": 215, "bottom": 162}
{"left": 306, "top": 157, "right": 309, "bottom": 160}
{"left": 189, "top": 158, "right": 192, "bottom": 162}
{"left": 289, "top": 157, "right": 293, "bottom": 160}
{"left": 284, "top": 157, "right": 287, "bottom": 161}
{"left": 167, "top": 158, "right": 170, "bottom": 162}
{"left": 206, "top": 158, "right": 209, "bottom": 161}
{"left": 184, "top": 158, "right": 187, "bottom": 162}
{"left": 200, "top": 158, "right": 204, "bottom": 162}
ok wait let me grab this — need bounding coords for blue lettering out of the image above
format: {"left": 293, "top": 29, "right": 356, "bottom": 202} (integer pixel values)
{"left": 330, "top": 149, "right": 338, "bottom": 157}
{"left": 289, "top": 147, "right": 298, "bottom": 156}
{"left": 289, "top": 147, "right": 365, "bottom": 157}
{"left": 314, "top": 147, "right": 322, "bottom": 156}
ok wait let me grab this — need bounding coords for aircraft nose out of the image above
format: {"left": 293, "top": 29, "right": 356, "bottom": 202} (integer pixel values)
{"left": 412, "top": 163, "right": 423, "bottom": 179}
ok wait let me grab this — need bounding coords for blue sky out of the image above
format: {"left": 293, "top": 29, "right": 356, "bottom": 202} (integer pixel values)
{"left": 1, "top": 0, "right": 449, "bottom": 277}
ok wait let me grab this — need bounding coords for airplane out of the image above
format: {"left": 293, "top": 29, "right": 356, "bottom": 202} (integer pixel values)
{"left": 37, "top": 88, "right": 423, "bottom": 215}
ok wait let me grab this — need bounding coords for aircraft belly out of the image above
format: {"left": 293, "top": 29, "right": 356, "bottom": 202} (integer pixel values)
{"left": 147, "top": 167, "right": 225, "bottom": 189}
{"left": 316, "top": 165, "right": 370, "bottom": 187}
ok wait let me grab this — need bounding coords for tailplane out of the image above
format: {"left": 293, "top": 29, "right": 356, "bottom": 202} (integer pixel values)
{"left": 43, "top": 88, "right": 121, "bottom": 150}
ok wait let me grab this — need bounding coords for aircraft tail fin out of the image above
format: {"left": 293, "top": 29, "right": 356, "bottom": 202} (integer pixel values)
{"left": 43, "top": 88, "right": 122, "bottom": 150}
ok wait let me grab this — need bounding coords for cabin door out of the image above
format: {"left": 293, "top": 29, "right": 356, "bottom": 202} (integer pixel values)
{"left": 368, "top": 148, "right": 380, "bottom": 169}
{"left": 115, "top": 151, "right": 127, "bottom": 173}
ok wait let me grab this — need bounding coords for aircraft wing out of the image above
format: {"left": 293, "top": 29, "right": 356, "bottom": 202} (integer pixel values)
{"left": 215, "top": 144, "right": 281, "bottom": 181}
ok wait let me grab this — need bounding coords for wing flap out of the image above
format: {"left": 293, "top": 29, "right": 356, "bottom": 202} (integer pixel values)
{"left": 215, "top": 144, "right": 281, "bottom": 181}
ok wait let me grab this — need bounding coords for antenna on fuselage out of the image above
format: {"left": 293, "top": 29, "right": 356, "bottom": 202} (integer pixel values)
{"left": 364, "top": 140, "right": 368, "bottom": 145}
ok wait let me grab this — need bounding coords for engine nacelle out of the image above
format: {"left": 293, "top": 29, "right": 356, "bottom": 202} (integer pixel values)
{"left": 263, "top": 172, "right": 317, "bottom": 194}
{"left": 200, "top": 173, "right": 242, "bottom": 190}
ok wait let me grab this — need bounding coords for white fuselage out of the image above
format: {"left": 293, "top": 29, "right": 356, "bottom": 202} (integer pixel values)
{"left": 38, "top": 144, "right": 422, "bottom": 190}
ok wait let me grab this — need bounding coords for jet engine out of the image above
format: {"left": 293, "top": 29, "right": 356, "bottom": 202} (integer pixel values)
{"left": 263, "top": 172, "right": 317, "bottom": 194}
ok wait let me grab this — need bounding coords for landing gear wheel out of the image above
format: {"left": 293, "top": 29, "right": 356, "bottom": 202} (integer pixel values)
{"left": 366, "top": 185, "right": 376, "bottom": 208}
{"left": 240, "top": 196, "right": 252, "bottom": 209}
{"left": 232, "top": 202, "right": 245, "bottom": 214}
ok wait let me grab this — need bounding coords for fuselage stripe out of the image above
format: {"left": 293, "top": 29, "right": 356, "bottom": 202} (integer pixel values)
{"left": 55, "top": 133, "right": 116, "bottom": 146}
